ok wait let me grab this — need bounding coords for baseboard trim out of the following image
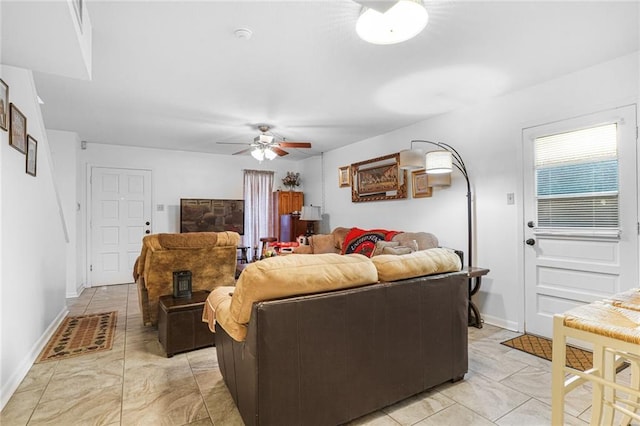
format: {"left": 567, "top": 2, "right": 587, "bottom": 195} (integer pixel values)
{"left": 481, "top": 314, "right": 520, "bottom": 333}
{"left": 66, "top": 282, "right": 85, "bottom": 298}
{"left": 0, "top": 306, "right": 69, "bottom": 411}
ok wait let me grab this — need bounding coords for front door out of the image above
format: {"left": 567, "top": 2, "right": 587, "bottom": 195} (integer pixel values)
{"left": 523, "top": 105, "right": 638, "bottom": 338}
{"left": 90, "top": 167, "right": 152, "bottom": 286}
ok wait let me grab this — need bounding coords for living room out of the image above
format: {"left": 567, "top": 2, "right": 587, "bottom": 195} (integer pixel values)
{"left": 1, "top": 0, "right": 640, "bottom": 423}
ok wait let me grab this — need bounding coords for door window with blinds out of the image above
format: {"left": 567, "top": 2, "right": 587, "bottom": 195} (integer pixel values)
{"left": 535, "top": 123, "right": 618, "bottom": 232}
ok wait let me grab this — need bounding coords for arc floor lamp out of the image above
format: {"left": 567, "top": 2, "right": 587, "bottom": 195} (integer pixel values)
{"left": 399, "top": 140, "right": 473, "bottom": 269}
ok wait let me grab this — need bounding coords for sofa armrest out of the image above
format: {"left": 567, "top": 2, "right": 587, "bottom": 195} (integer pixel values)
{"left": 441, "top": 248, "right": 464, "bottom": 265}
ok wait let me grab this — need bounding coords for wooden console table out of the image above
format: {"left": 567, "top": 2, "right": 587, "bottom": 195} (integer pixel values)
{"left": 465, "top": 266, "right": 489, "bottom": 328}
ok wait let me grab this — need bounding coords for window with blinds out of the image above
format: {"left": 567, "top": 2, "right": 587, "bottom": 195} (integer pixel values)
{"left": 535, "top": 123, "right": 618, "bottom": 229}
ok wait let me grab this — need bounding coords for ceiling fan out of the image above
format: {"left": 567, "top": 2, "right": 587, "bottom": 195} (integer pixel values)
{"left": 217, "top": 125, "right": 312, "bottom": 161}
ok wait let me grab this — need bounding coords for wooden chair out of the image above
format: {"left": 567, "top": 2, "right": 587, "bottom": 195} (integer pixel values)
{"left": 552, "top": 300, "right": 640, "bottom": 425}
{"left": 259, "top": 237, "right": 278, "bottom": 259}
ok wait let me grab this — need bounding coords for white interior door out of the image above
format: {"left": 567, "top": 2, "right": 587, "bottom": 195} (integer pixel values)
{"left": 523, "top": 105, "right": 638, "bottom": 338}
{"left": 90, "top": 167, "right": 152, "bottom": 286}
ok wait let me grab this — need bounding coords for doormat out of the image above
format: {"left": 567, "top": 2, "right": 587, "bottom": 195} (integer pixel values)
{"left": 501, "top": 333, "right": 593, "bottom": 371}
{"left": 37, "top": 311, "right": 117, "bottom": 363}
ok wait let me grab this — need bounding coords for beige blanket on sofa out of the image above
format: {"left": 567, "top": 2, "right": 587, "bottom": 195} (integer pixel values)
{"left": 205, "top": 253, "right": 378, "bottom": 341}
{"left": 204, "top": 248, "right": 462, "bottom": 342}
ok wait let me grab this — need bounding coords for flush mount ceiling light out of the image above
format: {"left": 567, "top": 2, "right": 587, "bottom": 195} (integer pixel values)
{"left": 234, "top": 28, "right": 252, "bottom": 40}
{"left": 356, "top": 0, "right": 429, "bottom": 45}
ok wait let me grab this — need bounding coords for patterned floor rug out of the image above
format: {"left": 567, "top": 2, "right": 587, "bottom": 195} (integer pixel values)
{"left": 37, "top": 311, "right": 117, "bottom": 363}
{"left": 501, "top": 333, "right": 593, "bottom": 371}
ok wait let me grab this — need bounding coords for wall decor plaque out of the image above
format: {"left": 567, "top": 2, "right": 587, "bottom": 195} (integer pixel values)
{"left": 338, "top": 165, "right": 351, "bottom": 188}
{"left": 9, "top": 103, "right": 27, "bottom": 153}
{"left": 0, "top": 79, "right": 8, "bottom": 131}
{"left": 26, "top": 135, "right": 37, "bottom": 176}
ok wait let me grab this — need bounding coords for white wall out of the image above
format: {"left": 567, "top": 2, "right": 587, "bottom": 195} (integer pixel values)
{"left": 0, "top": 66, "right": 68, "bottom": 409}
{"left": 318, "top": 52, "right": 639, "bottom": 331}
{"left": 0, "top": 0, "right": 5, "bottom": 413}
{"left": 0, "top": 2, "right": 4, "bottom": 410}
{"left": 297, "top": 155, "right": 325, "bottom": 231}
{"left": 77, "top": 143, "right": 306, "bottom": 286}
{"left": 48, "top": 129, "right": 81, "bottom": 297}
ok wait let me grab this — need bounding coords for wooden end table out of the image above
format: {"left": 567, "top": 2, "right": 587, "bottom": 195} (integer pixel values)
{"left": 158, "top": 291, "right": 215, "bottom": 357}
{"left": 237, "top": 246, "right": 249, "bottom": 264}
{"left": 465, "top": 266, "right": 490, "bottom": 328}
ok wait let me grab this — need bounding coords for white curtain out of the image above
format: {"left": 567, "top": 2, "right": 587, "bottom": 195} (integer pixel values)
{"left": 243, "top": 170, "right": 275, "bottom": 258}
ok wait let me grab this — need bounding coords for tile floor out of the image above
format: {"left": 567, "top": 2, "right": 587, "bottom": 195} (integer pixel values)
{"left": 0, "top": 283, "right": 634, "bottom": 425}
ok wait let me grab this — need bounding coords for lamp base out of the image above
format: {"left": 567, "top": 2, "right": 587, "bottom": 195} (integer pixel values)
{"left": 305, "top": 221, "right": 316, "bottom": 237}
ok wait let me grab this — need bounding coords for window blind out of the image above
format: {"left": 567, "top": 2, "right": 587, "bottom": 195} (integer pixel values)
{"left": 535, "top": 123, "right": 618, "bottom": 229}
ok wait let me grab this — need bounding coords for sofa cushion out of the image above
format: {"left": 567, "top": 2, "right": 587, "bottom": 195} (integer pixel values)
{"left": 392, "top": 232, "right": 438, "bottom": 251}
{"left": 332, "top": 227, "right": 351, "bottom": 250}
{"left": 371, "top": 247, "right": 462, "bottom": 282}
{"left": 310, "top": 234, "right": 339, "bottom": 254}
{"left": 382, "top": 245, "right": 414, "bottom": 255}
{"left": 372, "top": 241, "right": 399, "bottom": 256}
{"left": 230, "top": 253, "right": 378, "bottom": 324}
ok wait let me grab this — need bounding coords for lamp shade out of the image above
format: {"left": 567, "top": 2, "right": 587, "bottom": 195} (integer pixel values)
{"left": 399, "top": 148, "right": 425, "bottom": 170}
{"left": 251, "top": 148, "right": 265, "bottom": 161}
{"left": 264, "top": 148, "right": 277, "bottom": 160}
{"left": 425, "top": 150, "right": 453, "bottom": 174}
{"left": 300, "top": 205, "right": 322, "bottom": 221}
{"left": 356, "top": 0, "right": 428, "bottom": 45}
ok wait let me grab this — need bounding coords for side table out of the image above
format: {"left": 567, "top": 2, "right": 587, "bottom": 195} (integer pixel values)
{"left": 465, "top": 266, "right": 490, "bottom": 328}
{"left": 237, "top": 246, "right": 249, "bottom": 264}
{"left": 158, "top": 291, "right": 215, "bottom": 357}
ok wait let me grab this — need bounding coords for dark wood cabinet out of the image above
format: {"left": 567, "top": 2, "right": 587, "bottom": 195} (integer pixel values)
{"left": 280, "top": 214, "right": 317, "bottom": 242}
{"left": 158, "top": 291, "right": 215, "bottom": 357}
{"left": 276, "top": 191, "right": 304, "bottom": 215}
{"left": 274, "top": 191, "right": 304, "bottom": 241}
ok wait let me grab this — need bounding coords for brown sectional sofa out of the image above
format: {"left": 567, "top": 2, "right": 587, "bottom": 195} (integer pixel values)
{"left": 205, "top": 249, "right": 467, "bottom": 425}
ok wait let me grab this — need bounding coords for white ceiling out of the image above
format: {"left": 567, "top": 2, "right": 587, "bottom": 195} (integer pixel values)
{"left": 10, "top": 1, "right": 640, "bottom": 159}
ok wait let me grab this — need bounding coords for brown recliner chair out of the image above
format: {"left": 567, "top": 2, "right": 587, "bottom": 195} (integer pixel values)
{"left": 134, "top": 231, "right": 240, "bottom": 326}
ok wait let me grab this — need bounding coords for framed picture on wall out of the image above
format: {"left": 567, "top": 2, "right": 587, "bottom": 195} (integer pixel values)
{"left": 0, "top": 79, "right": 8, "bottom": 131}
{"left": 427, "top": 173, "right": 451, "bottom": 187}
{"left": 9, "top": 103, "right": 27, "bottom": 154}
{"left": 350, "top": 153, "right": 408, "bottom": 202}
{"left": 411, "top": 170, "right": 432, "bottom": 198}
{"left": 26, "top": 135, "right": 37, "bottom": 176}
{"left": 338, "top": 166, "right": 351, "bottom": 188}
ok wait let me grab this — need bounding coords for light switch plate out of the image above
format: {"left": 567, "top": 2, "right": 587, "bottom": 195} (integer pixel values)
{"left": 507, "top": 193, "right": 515, "bottom": 205}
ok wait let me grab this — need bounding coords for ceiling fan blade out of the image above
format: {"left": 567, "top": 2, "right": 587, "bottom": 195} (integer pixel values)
{"left": 217, "top": 142, "right": 251, "bottom": 145}
{"left": 232, "top": 148, "right": 253, "bottom": 155}
{"left": 271, "top": 146, "right": 289, "bottom": 156}
{"left": 277, "top": 142, "right": 312, "bottom": 148}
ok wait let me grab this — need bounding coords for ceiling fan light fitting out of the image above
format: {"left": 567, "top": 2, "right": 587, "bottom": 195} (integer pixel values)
{"left": 254, "top": 134, "right": 274, "bottom": 144}
{"left": 251, "top": 148, "right": 265, "bottom": 161}
{"left": 356, "top": 0, "right": 428, "bottom": 45}
{"left": 264, "top": 148, "right": 277, "bottom": 160}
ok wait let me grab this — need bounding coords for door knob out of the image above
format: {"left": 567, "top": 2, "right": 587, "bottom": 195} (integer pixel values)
{"left": 145, "top": 221, "right": 150, "bottom": 226}
{"left": 527, "top": 221, "right": 535, "bottom": 228}
{"left": 145, "top": 230, "right": 151, "bottom": 234}
{"left": 525, "top": 238, "right": 535, "bottom": 246}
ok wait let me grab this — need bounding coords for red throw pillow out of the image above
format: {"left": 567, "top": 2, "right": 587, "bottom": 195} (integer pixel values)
{"left": 341, "top": 228, "right": 399, "bottom": 258}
